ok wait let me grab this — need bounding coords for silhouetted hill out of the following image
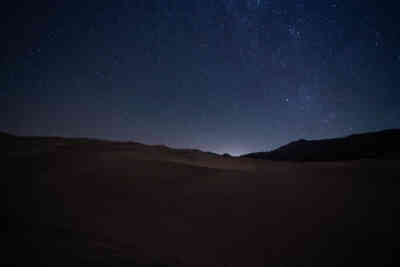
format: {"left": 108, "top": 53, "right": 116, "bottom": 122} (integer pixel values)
{"left": 0, "top": 131, "right": 17, "bottom": 150}
{"left": 242, "top": 129, "right": 400, "bottom": 161}
{"left": 4, "top": 131, "right": 399, "bottom": 266}
{"left": 0, "top": 131, "right": 16, "bottom": 141}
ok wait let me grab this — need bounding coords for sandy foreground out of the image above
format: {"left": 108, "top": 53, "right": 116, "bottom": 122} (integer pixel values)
{"left": 4, "top": 136, "right": 398, "bottom": 266}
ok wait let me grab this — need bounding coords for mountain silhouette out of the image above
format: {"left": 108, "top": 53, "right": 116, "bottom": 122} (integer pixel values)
{"left": 3, "top": 129, "right": 399, "bottom": 266}
{"left": 242, "top": 129, "right": 400, "bottom": 161}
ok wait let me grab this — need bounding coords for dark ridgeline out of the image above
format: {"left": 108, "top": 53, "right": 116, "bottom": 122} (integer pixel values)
{"left": 3, "top": 130, "right": 399, "bottom": 266}
{"left": 3, "top": 132, "right": 173, "bottom": 266}
{"left": 242, "top": 129, "right": 400, "bottom": 161}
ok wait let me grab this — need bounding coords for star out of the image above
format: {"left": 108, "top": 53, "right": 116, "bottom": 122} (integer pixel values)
{"left": 3, "top": 0, "right": 400, "bottom": 155}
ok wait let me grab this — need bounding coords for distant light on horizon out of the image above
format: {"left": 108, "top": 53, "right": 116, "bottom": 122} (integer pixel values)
{"left": 2, "top": 1, "right": 399, "bottom": 152}
{"left": 213, "top": 147, "right": 251, "bottom": 157}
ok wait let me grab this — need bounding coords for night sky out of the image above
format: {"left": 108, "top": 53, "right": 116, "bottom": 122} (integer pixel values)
{"left": 2, "top": 0, "right": 400, "bottom": 155}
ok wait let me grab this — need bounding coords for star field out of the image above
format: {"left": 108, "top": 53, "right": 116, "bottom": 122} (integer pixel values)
{"left": 2, "top": 0, "right": 400, "bottom": 155}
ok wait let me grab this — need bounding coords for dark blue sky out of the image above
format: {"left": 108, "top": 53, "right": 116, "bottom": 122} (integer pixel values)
{"left": 2, "top": 0, "right": 400, "bottom": 155}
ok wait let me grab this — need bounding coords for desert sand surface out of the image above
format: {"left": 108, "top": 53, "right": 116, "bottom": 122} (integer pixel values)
{"left": 4, "top": 134, "right": 398, "bottom": 266}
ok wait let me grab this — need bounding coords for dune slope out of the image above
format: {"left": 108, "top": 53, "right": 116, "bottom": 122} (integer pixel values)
{"left": 4, "top": 133, "right": 398, "bottom": 266}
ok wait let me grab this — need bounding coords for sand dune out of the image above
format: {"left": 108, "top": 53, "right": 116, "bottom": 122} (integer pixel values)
{"left": 4, "top": 133, "right": 398, "bottom": 266}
